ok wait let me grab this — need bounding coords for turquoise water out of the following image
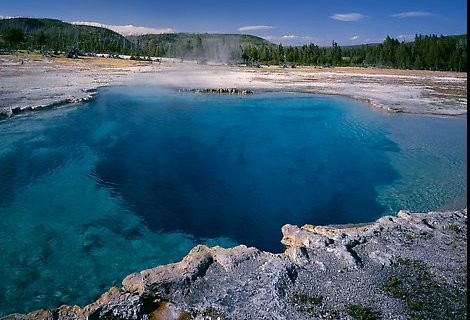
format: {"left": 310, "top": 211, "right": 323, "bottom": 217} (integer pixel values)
{"left": 0, "top": 87, "right": 466, "bottom": 315}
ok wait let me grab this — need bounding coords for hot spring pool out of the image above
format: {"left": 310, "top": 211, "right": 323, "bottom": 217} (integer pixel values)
{"left": 0, "top": 87, "right": 466, "bottom": 314}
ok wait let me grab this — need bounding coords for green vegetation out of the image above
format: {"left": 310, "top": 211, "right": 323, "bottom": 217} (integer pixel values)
{"left": 345, "top": 305, "right": 380, "bottom": 320}
{"left": 1, "top": 26, "right": 26, "bottom": 49}
{"left": 448, "top": 223, "right": 461, "bottom": 233}
{"left": 129, "top": 55, "right": 153, "bottom": 61}
{"left": 241, "top": 35, "right": 467, "bottom": 71}
{"left": 0, "top": 18, "right": 466, "bottom": 71}
{"left": 130, "top": 33, "right": 270, "bottom": 62}
{"left": 0, "top": 18, "right": 270, "bottom": 62}
{"left": 200, "top": 306, "right": 230, "bottom": 320}
{"left": 382, "top": 258, "right": 467, "bottom": 319}
{"left": 289, "top": 292, "right": 324, "bottom": 317}
{"left": 290, "top": 292, "right": 323, "bottom": 305}
{"left": 0, "top": 18, "right": 134, "bottom": 54}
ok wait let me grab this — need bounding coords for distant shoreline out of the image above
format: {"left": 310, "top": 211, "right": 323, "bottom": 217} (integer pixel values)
{"left": 0, "top": 52, "right": 467, "bottom": 119}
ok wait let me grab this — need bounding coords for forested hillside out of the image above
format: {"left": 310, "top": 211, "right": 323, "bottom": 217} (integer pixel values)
{"left": 129, "top": 33, "right": 270, "bottom": 62}
{"left": 0, "top": 18, "right": 134, "bottom": 53}
{"left": 0, "top": 18, "right": 270, "bottom": 60}
{"left": 0, "top": 18, "right": 466, "bottom": 71}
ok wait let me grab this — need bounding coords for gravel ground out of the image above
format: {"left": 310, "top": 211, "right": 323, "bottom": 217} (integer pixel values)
{"left": 0, "top": 53, "right": 467, "bottom": 118}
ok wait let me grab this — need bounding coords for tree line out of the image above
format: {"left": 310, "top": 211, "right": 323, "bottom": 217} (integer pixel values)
{"left": 129, "top": 33, "right": 269, "bottom": 62}
{"left": 240, "top": 35, "right": 467, "bottom": 71}
{"left": 0, "top": 18, "right": 466, "bottom": 71}
{"left": 0, "top": 18, "right": 135, "bottom": 54}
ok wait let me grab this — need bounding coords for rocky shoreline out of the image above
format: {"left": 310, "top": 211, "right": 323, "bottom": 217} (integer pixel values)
{"left": 3, "top": 209, "right": 467, "bottom": 320}
{"left": 0, "top": 89, "right": 98, "bottom": 119}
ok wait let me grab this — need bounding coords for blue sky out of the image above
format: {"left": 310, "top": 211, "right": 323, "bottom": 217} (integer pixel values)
{"left": 1, "top": 0, "right": 467, "bottom": 45}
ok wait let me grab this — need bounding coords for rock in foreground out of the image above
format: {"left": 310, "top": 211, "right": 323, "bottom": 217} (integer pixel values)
{"left": 3, "top": 209, "right": 467, "bottom": 320}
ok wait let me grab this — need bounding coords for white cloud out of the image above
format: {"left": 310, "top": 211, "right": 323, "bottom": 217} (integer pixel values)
{"left": 390, "top": 11, "right": 433, "bottom": 18}
{"left": 396, "top": 34, "right": 415, "bottom": 42}
{"left": 238, "top": 25, "right": 276, "bottom": 31}
{"left": 301, "top": 36, "right": 317, "bottom": 41}
{"left": 362, "top": 38, "right": 384, "bottom": 44}
{"left": 0, "top": 15, "right": 20, "bottom": 19}
{"left": 330, "top": 13, "right": 366, "bottom": 22}
{"left": 350, "top": 35, "right": 360, "bottom": 40}
{"left": 71, "top": 21, "right": 173, "bottom": 36}
{"left": 281, "top": 34, "right": 298, "bottom": 40}
{"left": 263, "top": 34, "right": 321, "bottom": 44}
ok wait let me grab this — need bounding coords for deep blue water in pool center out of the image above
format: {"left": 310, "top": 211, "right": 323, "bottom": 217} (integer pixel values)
{"left": 0, "top": 87, "right": 466, "bottom": 315}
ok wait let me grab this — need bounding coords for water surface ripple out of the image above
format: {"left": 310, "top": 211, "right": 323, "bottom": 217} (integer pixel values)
{"left": 0, "top": 87, "right": 466, "bottom": 315}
